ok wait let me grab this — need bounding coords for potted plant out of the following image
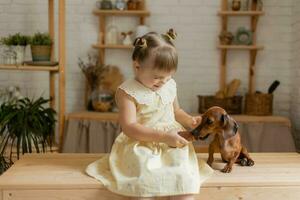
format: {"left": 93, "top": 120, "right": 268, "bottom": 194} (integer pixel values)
{"left": 30, "top": 32, "right": 53, "bottom": 61}
{"left": 0, "top": 97, "right": 56, "bottom": 174}
{"left": 0, "top": 33, "right": 30, "bottom": 64}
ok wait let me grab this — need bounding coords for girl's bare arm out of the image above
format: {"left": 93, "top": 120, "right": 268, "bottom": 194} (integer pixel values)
{"left": 116, "top": 89, "right": 187, "bottom": 146}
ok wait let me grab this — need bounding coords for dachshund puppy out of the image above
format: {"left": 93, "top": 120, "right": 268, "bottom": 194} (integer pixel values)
{"left": 179, "top": 106, "right": 254, "bottom": 173}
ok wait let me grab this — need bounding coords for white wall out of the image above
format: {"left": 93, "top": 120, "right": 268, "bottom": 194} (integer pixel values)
{"left": 0, "top": 0, "right": 294, "bottom": 116}
{"left": 291, "top": 0, "right": 300, "bottom": 151}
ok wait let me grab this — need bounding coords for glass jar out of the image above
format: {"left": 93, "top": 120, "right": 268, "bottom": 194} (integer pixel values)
{"left": 127, "top": 0, "right": 137, "bottom": 10}
{"left": 105, "top": 17, "right": 119, "bottom": 45}
{"left": 115, "top": 0, "right": 126, "bottom": 10}
{"left": 91, "top": 89, "right": 114, "bottom": 112}
{"left": 99, "top": 0, "right": 113, "bottom": 10}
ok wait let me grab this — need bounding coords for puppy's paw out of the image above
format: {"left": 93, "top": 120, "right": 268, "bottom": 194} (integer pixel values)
{"left": 178, "top": 131, "right": 195, "bottom": 141}
{"left": 240, "top": 158, "right": 248, "bottom": 166}
{"left": 207, "top": 160, "right": 213, "bottom": 167}
{"left": 221, "top": 165, "right": 232, "bottom": 173}
{"left": 247, "top": 159, "right": 255, "bottom": 166}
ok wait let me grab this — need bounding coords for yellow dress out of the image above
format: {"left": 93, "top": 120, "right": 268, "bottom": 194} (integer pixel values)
{"left": 86, "top": 79, "right": 213, "bottom": 197}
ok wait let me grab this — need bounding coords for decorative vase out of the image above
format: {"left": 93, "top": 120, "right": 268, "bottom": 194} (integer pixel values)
{"left": 232, "top": 0, "right": 241, "bottom": 11}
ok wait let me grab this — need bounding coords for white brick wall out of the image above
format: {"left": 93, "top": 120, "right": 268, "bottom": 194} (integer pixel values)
{"left": 291, "top": 0, "right": 300, "bottom": 151}
{"left": 0, "top": 0, "right": 296, "bottom": 118}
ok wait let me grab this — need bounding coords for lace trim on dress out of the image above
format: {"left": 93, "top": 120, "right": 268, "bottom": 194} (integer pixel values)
{"left": 118, "top": 79, "right": 177, "bottom": 105}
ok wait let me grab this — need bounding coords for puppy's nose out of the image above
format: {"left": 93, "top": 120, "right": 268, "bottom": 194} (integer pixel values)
{"left": 190, "top": 123, "right": 203, "bottom": 137}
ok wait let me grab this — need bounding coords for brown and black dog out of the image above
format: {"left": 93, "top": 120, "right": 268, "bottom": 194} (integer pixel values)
{"left": 179, "top": 106, "right": 254, "bottom": 173}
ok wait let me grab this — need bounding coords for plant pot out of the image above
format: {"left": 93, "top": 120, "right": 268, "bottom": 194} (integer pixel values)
{"left": 9, "top": 45, "right": 26, "bottom": 64}
{"left": 31, "top": 45, "right": 51, "bottom": 61}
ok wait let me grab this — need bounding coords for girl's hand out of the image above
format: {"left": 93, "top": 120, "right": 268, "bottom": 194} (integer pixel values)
{"left": 190, "top": 116, "right": 202, "bottom": 129}
{"left": 162, "top": 130, "right": 189, "bottom": 148}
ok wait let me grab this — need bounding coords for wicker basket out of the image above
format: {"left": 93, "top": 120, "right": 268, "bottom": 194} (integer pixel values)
{"left": 245, "top": 93, "right": 273, "bottom": 115}
{"left": 198, "top": 95, "right": 243, "bottom": 114}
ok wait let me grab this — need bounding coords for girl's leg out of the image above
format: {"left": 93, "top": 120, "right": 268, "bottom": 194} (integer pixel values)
{"left": 170, "top": 194, "right": 194, "bottom": 200}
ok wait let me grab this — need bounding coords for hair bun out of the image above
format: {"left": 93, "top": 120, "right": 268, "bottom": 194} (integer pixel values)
{"left": 166, "top": 28, "right": 177, "bottom": 41}
{"left": 133, "top": 37, "right": 147, "bottom": 48}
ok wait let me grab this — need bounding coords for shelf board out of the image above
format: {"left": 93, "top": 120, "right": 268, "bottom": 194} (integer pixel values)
{"left": 65, "top": 111, "right": 290, "bottom": 127}
{"left": 92, "top": 44, "right": 133, "bottom": 49}
{"left": 218, "top": 45, "right": 264, "bottom": 50}
{"left": 0, "top": 64, "right": 59, "bottom": 72}
{"left": 218, "top": 11, "right": 265, "bottom": 16}
{"left": 93, "top": 9, "right": 150, "bottom": 16}
{"left": 66, "top": 111, "right": 118, "bottom": 121}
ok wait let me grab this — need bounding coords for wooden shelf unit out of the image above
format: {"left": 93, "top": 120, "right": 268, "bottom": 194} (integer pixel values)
{"left": 0, "top": 0, "right": 66, "bottom": 151}
{"left": 92, "top": 2, "right": 150, "bottom": 64}
{"left": 218, "top": 0, "right": 264, "bottom": 94}
{"left": 66, "top": 1, "right": 150, "bottom": 122}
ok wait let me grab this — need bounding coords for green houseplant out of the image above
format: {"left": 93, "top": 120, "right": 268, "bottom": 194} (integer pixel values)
{"left": 0, "top": 97, "right": 56, "bottom": 174}
{"left": 30, "top": 32, "right": 53, "bottom": 61}
{"left": 0, "top": 33, "right": 30, "bottom": 64}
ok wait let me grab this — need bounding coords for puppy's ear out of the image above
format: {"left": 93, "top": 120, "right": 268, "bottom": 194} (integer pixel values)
{"left": 233, "top": 121, "right": 239, "bottom": 134}
{"left": 222, "top": 118, "right": 238, "bottom": 139}
{"left": 221, "top": 114, "right": 229, "bottom": 127}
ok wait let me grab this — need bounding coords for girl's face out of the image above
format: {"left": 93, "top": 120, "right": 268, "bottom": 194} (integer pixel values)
{"left": 134, "top": 61, "right": 175, "bottom": 91}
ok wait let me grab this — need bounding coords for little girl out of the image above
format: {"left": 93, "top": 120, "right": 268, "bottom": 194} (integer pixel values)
{"left": 86, "top": 29, "right": 213, "bottom": 200}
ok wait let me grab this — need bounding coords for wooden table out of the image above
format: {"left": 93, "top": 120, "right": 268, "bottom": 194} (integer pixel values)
{"left": 0, "top": 153, "right": 300, "bottom": 200}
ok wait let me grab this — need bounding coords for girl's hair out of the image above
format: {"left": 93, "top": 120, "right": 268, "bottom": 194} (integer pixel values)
{"left": 132, "top": 29, "right": 178, "bottom": 72}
